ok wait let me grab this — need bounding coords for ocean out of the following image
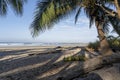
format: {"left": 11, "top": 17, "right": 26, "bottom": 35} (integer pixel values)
{"left": 0, "top": 42, "right": 88, "bottom": 47}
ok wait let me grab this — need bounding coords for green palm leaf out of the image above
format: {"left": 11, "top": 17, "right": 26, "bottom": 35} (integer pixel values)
{"left": 0, "top": 0, "right": 27, "bottom": 16}
{"left": 30, "top": 0, "right": 78, "bottom": 37}
{"left": 109, "top": 16, "right": 120, "bottom": 36}
{"left": 75, "top": 7, "right": 82, "bottom": 24}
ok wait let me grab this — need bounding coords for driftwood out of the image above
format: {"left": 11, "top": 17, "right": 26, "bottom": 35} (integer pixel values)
{"left": 88, "top": 64, "right": 120, "bottom": 80}
{"left": 74, "top": 63, "right": 120, "bottom": 80}
{"left": 56, "top": 53, "right": 120, "bottom": 80}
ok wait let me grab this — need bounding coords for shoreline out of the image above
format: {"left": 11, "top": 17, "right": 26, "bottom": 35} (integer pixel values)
{"left": 0, "top": 42, "right": 88, "bottom": 47}
{"left": 0, "top": 44, "right": 87, "bottom": 50}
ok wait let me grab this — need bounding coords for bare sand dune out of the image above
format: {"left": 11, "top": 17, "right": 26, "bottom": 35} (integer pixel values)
{"left": 0, "top": 46, "right": 85, "bottom": 80}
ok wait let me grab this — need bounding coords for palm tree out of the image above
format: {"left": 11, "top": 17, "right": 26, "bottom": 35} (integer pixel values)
{"left": 31, "top": 0, "right": 113, "bottom": 55}
{"left": 0, "top": 0, "right": 27, "bottom": 16}
{"left": 95, "top": 0, "right": 120, "bottom": 36}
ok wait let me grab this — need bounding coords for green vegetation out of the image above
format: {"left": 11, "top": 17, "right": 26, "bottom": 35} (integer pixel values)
{"left": 63, "top": 55, "right": 86, "bottom": 61}
{"left": 87, "top": 40, "right": 100, "bottom": 51}
{"left": 88, "top": 36, "right": 120, "bottom": 51}
{"left": 108, "top": 36, "right": 120, "bottom": 50}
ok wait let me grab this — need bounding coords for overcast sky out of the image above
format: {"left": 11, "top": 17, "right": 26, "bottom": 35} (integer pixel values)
{"left": 0, "top": 0, "right": 101, "bottom": 43}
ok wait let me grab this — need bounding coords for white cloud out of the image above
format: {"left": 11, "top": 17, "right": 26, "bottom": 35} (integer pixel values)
{"left": 36, "top": 23, "right": 98, "bottom": 43}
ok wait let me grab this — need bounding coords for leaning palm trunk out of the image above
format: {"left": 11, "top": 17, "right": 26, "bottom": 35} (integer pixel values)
{"left": 95, "top": 21, "right": 113, "bottom": 55}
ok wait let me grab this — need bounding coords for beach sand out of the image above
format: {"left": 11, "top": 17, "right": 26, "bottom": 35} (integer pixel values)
{"left": 0, "top": 46, "right": 85, "bottom": 80}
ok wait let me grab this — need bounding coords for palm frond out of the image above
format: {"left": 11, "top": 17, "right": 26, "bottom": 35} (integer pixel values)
{"left": 102, "top": 0, "right": 114, "bottom": 5}
{"left": 102, "top": 18, "right": 110, "bottom": 34}
{"left": 30, "top": 0, "right": 78, "bottom": 37}
{"left": 75, "top": 7, "right": 82, "bottom": 24}
{"left": 8, "top": 0, "right": 27, "bottom": 15}
{"left": 108, "top": 16, "right": 120, "bottom": 36}
{"left": 84, "top": 2, "right": 110, "bottom": 33}
{"left": 0, "top": 0, "right": 7, "bottom": 16}
{"left": 0, "top": 0, "right": 27, "bottom": 16}
{"left": 83, "top": 6, "right": 96, "bottom": 28}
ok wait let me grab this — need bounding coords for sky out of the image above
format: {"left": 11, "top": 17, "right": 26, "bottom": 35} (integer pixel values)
{"left": 0, "top": 0, "right": 102, "bottom": 43}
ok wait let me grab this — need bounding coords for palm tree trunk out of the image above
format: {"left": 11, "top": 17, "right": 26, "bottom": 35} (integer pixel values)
{"left": 95, "top": 21, "right": 113, "bottom": 55}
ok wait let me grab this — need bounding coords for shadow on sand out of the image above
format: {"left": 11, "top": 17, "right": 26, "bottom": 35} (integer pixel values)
{"left": 0, "top": 46, "right": 118, "bottom": 80}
